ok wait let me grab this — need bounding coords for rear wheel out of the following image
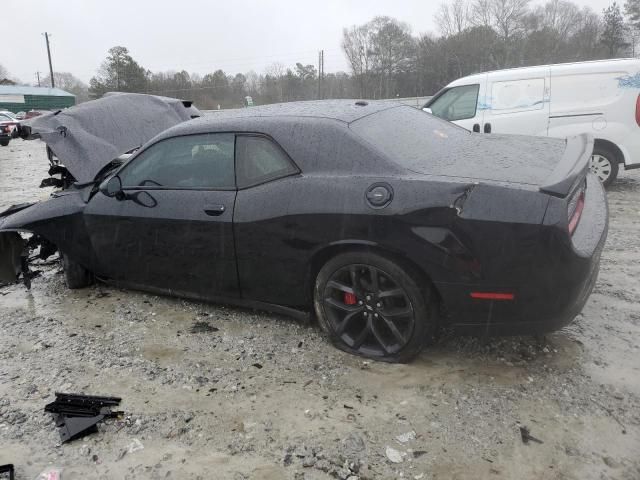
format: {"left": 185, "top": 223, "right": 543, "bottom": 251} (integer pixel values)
{"left": 314, "top": 252, "right": 435, "bottom": 363}
{"left": 62, "top": 253, "right": 94, "bottom": 289}
{"left": 590, "top": 145, "right": 619, "bottom": 187}
{"left": 0, "top": 139, "right": 9, "bottom": 147}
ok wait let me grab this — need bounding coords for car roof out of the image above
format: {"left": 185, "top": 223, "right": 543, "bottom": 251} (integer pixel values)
{"left": 195, "top": 100, "right": 400, "bottom": 124}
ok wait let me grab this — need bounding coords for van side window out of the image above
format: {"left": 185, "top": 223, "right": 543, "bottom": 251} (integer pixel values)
{"left": 428, "top": 84, "right": 479, "bottom": 121}
{"left": 490, "top": 78, "right": 545, "bottom": 113}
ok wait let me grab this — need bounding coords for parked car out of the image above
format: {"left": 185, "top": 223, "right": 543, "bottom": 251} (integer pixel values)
{"left": 0, "top": 111, "right": 18, "bottom": 146}
{"left": 23, "top": 109, "right": 50, "bottom": 119}
{"left": 0, "top": 110, "right": 18, "bottom": 122}
{"left": 15, "top": 111, "right": 26, "bottom": 120}
{"left": 0, "top": 122, "right": 13, "bottom": 146}
{"left": 423, "top": 58, "right": 640, "bottom": 186}
{"left": 0, "top": 95, "right": 608, "bottom": 362}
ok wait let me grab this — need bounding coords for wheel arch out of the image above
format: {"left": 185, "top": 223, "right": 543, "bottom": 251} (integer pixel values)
{"left": 593, "top": 138, "right": 625, "bottom": 165}
{"left": 306, "top": 240, "right": 444, "bottom": 309}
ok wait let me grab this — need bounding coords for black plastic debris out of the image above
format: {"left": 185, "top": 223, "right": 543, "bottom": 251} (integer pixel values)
{"left": 519, "top": 426, "right": 543, "bottom": 444}
{"left": 0, "top": 464, "right": 14, "bottom": 480}
{"left": 44, "top": 393, "right": 123, "bottom": 443}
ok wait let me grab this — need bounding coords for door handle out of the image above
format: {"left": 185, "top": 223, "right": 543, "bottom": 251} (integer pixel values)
{"left": 484, "top": 123, "right": 491, "bottom": 133}
{"left": 204, "top": 204, "right": 225, "bottom": 216}
{"left": 472, "top": 123, "right": 480, "bottom": 133}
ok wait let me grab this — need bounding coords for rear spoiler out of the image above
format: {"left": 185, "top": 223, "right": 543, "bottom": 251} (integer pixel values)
{"left": 539, "top": 134, "right": 593, "bottom": 197}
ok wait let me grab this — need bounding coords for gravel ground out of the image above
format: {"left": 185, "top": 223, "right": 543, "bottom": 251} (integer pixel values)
{"left": 1, "top": 140, "right": 639, "bottom": 480}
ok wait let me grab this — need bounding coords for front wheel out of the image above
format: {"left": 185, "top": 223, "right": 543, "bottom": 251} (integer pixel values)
{"left": 314, "top": 251, "right": 435, "bottom": 363}
{"left": 62, "top": 253, "right": 94, "bottom": 289}
{"left": 0, "top": 139, "right": 9, "bottom": 147}
{"left": 590, "top": 146, "right": 619, "bottom": 187}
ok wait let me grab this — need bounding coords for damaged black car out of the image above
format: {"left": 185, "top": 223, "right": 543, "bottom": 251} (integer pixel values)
{"left": 0, "top": 94, "right": 608, "bottom": 362}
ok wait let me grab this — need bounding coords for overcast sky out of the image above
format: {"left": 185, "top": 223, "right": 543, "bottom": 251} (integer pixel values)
{"left": 3, "top": 0, "right": 616, "bottom": 85}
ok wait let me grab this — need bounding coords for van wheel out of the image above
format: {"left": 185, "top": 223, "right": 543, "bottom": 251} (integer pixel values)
{"left": 314, "top": 252, "right": 436, "bottom": 363}
{"left": 62, "top": 253, "right": 94, "bottom": 289}
{"left": 590, "top": 146, "right": 619, "bottom": 187}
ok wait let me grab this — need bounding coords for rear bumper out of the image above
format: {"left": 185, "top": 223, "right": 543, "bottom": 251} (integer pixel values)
{"left": 437, "top": 174, "right": 608, "bottom": 336}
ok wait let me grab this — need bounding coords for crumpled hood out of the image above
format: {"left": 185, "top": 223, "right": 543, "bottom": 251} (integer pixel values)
{"left": 16, "top": 93, "right": 201, "bottom": 183}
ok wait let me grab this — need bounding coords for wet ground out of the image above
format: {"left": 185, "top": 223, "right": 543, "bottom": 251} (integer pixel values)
{"left": 1, "top": 140, "right": 639, "bottom": 480}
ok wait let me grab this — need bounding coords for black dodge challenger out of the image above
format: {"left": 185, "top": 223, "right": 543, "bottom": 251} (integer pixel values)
{"left": 0, "top": 94, "right": 608, "bottom": 362}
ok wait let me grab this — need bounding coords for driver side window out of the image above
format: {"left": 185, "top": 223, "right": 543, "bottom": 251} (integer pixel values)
{"left": 119, "top": 133, "right": 235, "bottom": 190}
{"left": 428, "top": 84, "right": 479, "bottom": 122}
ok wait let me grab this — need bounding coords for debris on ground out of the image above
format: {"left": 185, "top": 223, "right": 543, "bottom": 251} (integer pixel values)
{"left": 44, "top": 393, "right": 123, "bottom": 443}
{"left": 32, "top": 467, "right": 62, "bottom": 480}
{"left": 0, "top": 464, "right": 14, "bottom": 480}
{"left": 385, "top": 446, "right": 404, "bottom": 463}
{"left": 396, "top": 430, "right": 416, "bottom": 443}
{"left": 190, "top": 321, "right": 219, "bottom": 333}
{"left": 519, "top": 425, "right": 543, "bottom": 445}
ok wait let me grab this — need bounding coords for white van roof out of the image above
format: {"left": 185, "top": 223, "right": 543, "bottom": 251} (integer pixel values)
{"left": 448, "top": 58, "right": 640, "bottom": 87}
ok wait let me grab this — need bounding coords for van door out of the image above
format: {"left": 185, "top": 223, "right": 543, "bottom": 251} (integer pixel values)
{"left": 481, "top": 68, "right": 550, "bottom": 136}
{"left": 426, "top": 74, "right": 487, "bottom": 132}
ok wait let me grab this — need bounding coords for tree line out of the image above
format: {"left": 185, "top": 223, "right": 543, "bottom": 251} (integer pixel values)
{"left": 3, "top": 0, "right": 640, "bottom": 108}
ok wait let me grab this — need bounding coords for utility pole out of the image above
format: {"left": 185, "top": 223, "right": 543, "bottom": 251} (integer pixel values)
{"left": 43, "top": 32, "right": 55, "bottom": 88}
{"left": 36, "top": 71, "right": 41, "bottom": 87}
{"left": 318, "top": 50, "right": 324, "bottom": 99}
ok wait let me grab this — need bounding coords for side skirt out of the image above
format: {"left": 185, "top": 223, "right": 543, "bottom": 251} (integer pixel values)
{"left": 99, "top": 278, "right": 311, "bottom": 322}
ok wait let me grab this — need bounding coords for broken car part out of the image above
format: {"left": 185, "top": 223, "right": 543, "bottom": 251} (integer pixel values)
{"left": 44, "top": 393, "right": 123, "bottom": 443}
{"left": 14, "top": 92, "right": 202, "bottom": 184}
{"left": 0, "top": 464, "right": 14, "bottom": 480}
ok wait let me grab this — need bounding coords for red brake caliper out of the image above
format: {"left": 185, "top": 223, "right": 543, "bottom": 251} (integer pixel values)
{"left": 343, "top": 292, "right": 357, "bottom": 305}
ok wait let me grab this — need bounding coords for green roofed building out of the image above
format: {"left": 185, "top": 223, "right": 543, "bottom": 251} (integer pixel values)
{"left": 0, "top": 85, "right": 75, "bottom": 113}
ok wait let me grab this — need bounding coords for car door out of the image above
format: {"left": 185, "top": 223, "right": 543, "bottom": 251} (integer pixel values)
{"left": 425, "top": 77, "right": 486, "bottom": 132}
{"left": 83, "top": 132, "right": 240, "bottom": 299}
{"left": 481, "top": 69, "right": 550, "bottom": 136}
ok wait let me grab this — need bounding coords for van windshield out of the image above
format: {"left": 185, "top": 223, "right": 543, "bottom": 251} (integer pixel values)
{"left": 428, "top": 84, "right": 479, "bottom": 121}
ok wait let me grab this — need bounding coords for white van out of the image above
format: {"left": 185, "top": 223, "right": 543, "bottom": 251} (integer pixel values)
{"left": 423, "top": 58, "right": 640, "bottom": 186}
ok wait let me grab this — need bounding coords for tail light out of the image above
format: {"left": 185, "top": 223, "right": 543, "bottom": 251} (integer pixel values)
{"left": 567, "top": 181, "right": 586, "bottom": 235}
{"left": 636, "top": 94, "right": 640, "bottom": 127}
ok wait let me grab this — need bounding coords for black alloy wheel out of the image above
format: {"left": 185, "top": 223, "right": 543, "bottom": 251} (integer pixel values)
{"left": 315, "top": 252, "right": 434, "bottom": 362}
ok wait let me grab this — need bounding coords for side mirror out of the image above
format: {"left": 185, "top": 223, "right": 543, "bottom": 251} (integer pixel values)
{"left": 99, "top": 175, "right": 124, "bottom": 199}
{"left": 422, "top": 107, "right": 433, "bottom": 114}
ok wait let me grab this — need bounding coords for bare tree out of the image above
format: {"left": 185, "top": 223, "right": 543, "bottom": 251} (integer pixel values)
{"left": 41, "top": 72, "right": 89, "bottom": 102}
{"left": 469, "top": 0, "right": 531, "bottom": 65}
{"left": 436, "top": 0, "right": 472, "bottom": 37}
{"left": 342, "top": 24, "right": 375, "bottom": 97}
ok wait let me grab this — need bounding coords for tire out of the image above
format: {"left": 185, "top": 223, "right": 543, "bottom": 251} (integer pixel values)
{"left": 314, "top": 251, "right": 436, "bottom": 363}
{"left": 590, "top": 145, "right": 619, "bottom": 187}
{"left": 0, "top": 139, "right": 9, "bottom": 147}
{"left": 62, "top": 253, "right": 94, "bottom": 289}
